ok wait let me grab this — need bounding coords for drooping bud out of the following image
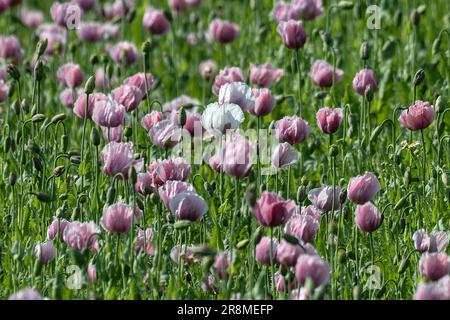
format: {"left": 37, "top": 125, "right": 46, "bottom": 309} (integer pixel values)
{"left": 360, "top": 42, "right": 370, "bottom": 60}
{"left": 84, "top": 76, "right": 96, "bottom": 95}
{"left": 413, "top": 69, "right": 425, "bottom": 86}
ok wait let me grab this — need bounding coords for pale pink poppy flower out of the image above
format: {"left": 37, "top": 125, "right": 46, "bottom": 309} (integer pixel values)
{"left": 249, "top": 63, "right": 284, "bottom": 88}
{"left": 212, "top": 67, "right": 245, "bottom": 96}
{"left": 275, "top": 116, "right": 310, "bottom": 145}
{"left": 101, "top": 202, "right": 133, "bottom": 233}
{"left": 271, "top": 142, "right": 298, "bottom": 169}
{"left": 143, "top": 7, "right": 170, "bottom": 35}
{"left": 101, "top": 141, "right": 143, "bottom": 178}
{"left": 159, "top": 180, "right": 194, "bottom": 208}
{"left": 355, "top": 202, "right": 382, "bottom": 233}
{"left": 277, "top": 20, "right": 307, "bottom": 49}
{"left": 347, "top": 172, "right": 381, "bottom": 204}
{"left": 399, "top": 100, "right": 435, "bottom": 131}
{"left": 295, "top": 254, "right": 330, "bottom": 288}
{"left": 169, "top": 191, "right": 208, "bottom": 221}
{"left": 253, "top": 191, "right": 295, "bottom": 227}
{"left": 311, "top": 60, "right": 343, "bottom": 87}
{"left": 255, "top": 236, "right": 278, "bottom": 266}
{"left": 207, "top": 19, "right": 240, "bottom": 44}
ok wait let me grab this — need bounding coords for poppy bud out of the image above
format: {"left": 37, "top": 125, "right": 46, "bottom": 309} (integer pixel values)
{"left": 124, "top": 126, "right": 132, "bottom": 138}
{"left": 337, "top": 1, "right": 354, "bottom": 10}
{"left": 179, "top": 106, "right": 187, "bottom": 127}
{"left": 90, "top": 127, "right": 100, "bottom": 146}
{"left": 174, "top": 220, "right": 193, "bottom": 230}
{"left": 84, "top": 76, "right": 96, "bottom": 95}
{"left": 339, "top": 189, "right": 347, "bottom": 204}
{"left": 382, "top": 39, "right": 396, "bottom": 59}
{"left": 320, "top": 30, "right": 332, "bottom": 47}
{"left": 329, "top": 144, "right": 339, "bottom": 157}
{"left": 54, "top": 165, "right": 65, "bottom": 177}
{"left": 90, "top": 55, "right": 99, "bottom": 65}
{"left": 26, "top": 140, "right": 42, "bottom": 155}
{"left": 107, "top": 186, "right": 116, "bottom": 204}
{"left": 297, "top": 185, "right": 307, "bottom": 202}
{"left": 33, "top": 156, "right": 43, "bottom": 172}
{"left": 142, "top": 40, "right": 152, "bottom": 56}
{"left": 32, "top": 113, "right": 46, "bottom": 123}
{"left": 413, "top": 69, "right": 425, "bottom": 86}
{"left": 34, "top": 192, "right": 52, "bottom": 203}
{"left": 314, "top": 91, "right": 328, "bottom": 100}
{"left": 7, "top": 64, "right": 20, "bottom": 81}
{"left": 51, "top": 113, "right": 66, "bottom": 124}
{"left": 4, "top": 136, "right": 12, "bottom": 153}
{"left": 246, "top": 183, "right": 257, "bottom": 207}
{"left": 128, "top": 166, "right": 137, "bottom": 185}
{"left": 432, "top": 37, "right": 441, "bottom": 56}
{"left": 360, "top": 42, "right": 370, "bottom": 61}
{"left": 34, "top": 60, "right": 44, "bottom": 81}
{"left": 9, "top": 172, "right": 17, "bottom": 186}
{"left": 61, "top": 135, "right": 68, "bottom": 152}
{"left": 410, "top": 10, "right": 420, "bottom": 26}
{"left": 237, "top": 239, "right": 250, "bottom": 250}
{"left": 353, "top": 285, "right": 360, "bottom": 300}
{"left": 36, "top": 39, "right": 48, "bottom": 58}
{"left": 365, "top": 85, "right": 374, "bottom": 102}
{"left": 435, "top": 96, "right": 445, "bottom": 113}
{"left": 70, "top": 155, "right": 81, "bottom": 165}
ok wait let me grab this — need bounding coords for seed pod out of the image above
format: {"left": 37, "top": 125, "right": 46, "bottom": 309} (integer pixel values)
{"left": 297, "top": 185, "right": 307, "bottom": 203}
{"left": 328, "top": 221, "right": 338, "bottom": 235}
{"left": 179, "top": 106, "right": 187, "bottom": 127}
{"left": 54, "top": 165, "right": 65, "bottom": 177}
{"left": 413, "top": 69, "right": 425, "bottom": 86}
{"left": 142, "top": 40, "right": 152, "bottom": 56}
{"left": 360, "top": 42, "right": 370, "bottom": 61}
{"left": 337, "top": 249, "right": 346, "bottom": 264}
{"left": 84, "top": 76, "right": 96, "bottom": 95}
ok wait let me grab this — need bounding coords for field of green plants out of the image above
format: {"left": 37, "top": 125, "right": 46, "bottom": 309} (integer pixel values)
{"left": 0, "top": 0, "right": 449, "bottom": 300}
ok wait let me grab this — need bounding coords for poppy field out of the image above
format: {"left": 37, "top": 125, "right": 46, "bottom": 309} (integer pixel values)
{"left": 0, "top": 0, "right": 449, "bottom": 301}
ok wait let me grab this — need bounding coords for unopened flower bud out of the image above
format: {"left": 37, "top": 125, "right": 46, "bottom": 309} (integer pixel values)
{"left": 413, "top": 69, "right": 425, "bottom": 86}
{"left": 84, "top": 76, "right": 96, "bottom": 95}
{"left": 360, "top": 42, "right": 370, "bottom": 60}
